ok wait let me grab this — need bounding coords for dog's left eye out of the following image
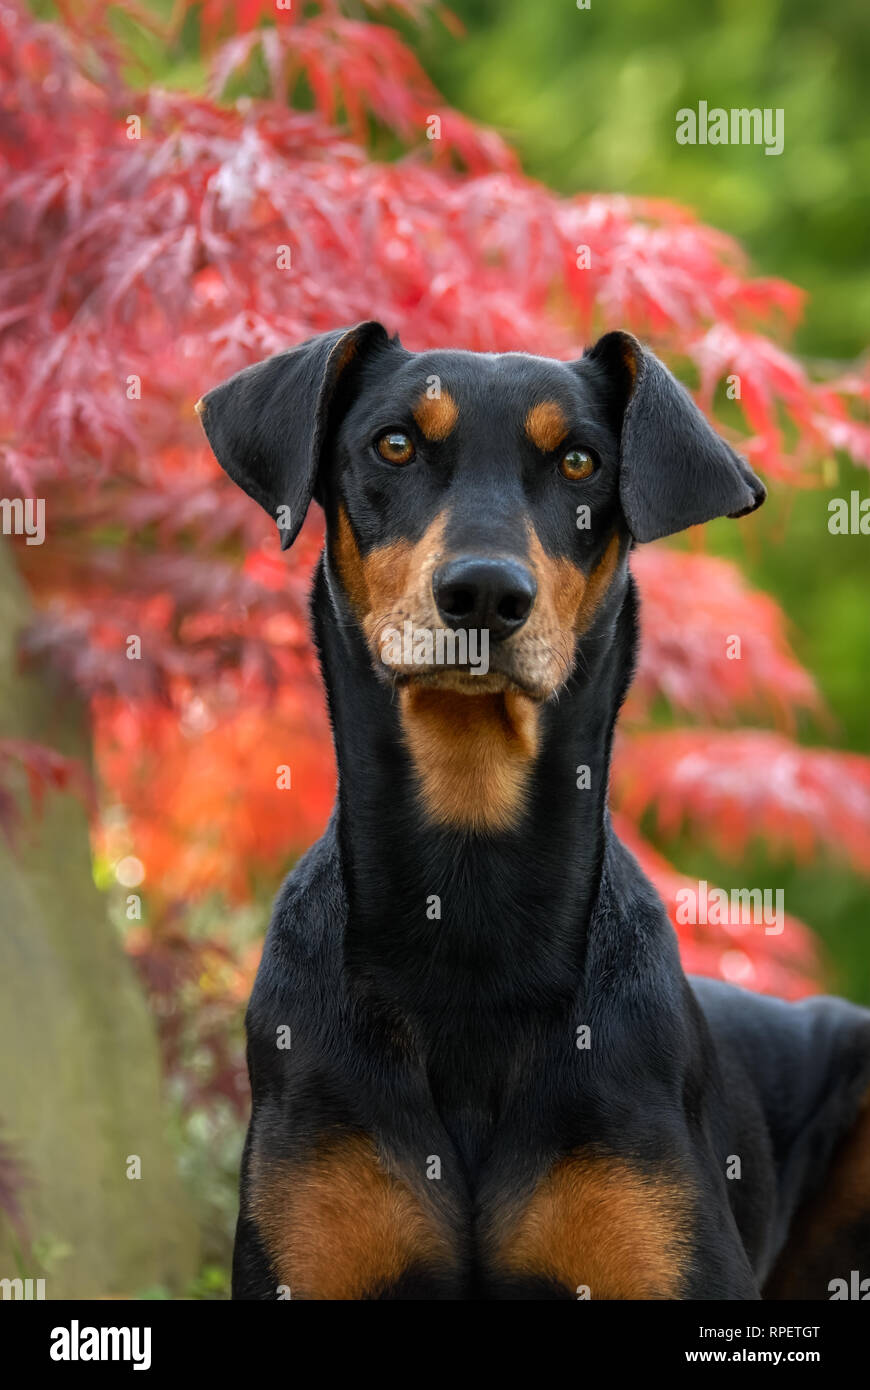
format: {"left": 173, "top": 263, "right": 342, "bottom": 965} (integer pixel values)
{"left": 559, "top": 448, "right": 597, "bottom": 481}
{"left": 375, "top": 431, "right": 416, "bottom": 465}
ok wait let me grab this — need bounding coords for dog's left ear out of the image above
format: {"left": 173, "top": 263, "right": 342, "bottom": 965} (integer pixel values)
{"left": 196, "top": 320, "right": 390, "bottom": 549}
{"left": 583, "top": 331, "right": 766, "bottom": 543}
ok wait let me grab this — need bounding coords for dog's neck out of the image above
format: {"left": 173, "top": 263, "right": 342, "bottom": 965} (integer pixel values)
{"left": 312, "top": 551, "right": 638, "bottom": 1023}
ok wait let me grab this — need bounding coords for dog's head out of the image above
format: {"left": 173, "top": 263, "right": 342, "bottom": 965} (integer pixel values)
{"left": 198, "top": 322, "right": 764, "bottom": 706}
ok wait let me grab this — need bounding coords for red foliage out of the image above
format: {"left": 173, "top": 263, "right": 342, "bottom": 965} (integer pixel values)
{"left": 614, "top": 815, "right": 821, "bottom": 1002}
{"left": 0, "top": 737, "right": 94, "bottom": 842}
{"left": 96, "top": 680, "right": 333, "bottom": 906}
{"left": 1, "top": 0, "right": 868, "bottom": 1065}
{"left": 613, "top": 731, "right": 870, "bottom": 872}
{"left": 627, "top": 549, "right": 818, "bottom": 727}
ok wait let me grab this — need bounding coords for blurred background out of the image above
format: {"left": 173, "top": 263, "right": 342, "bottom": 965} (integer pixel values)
{"left": 0, "top": 0, "right": 867, "bottom": 1297}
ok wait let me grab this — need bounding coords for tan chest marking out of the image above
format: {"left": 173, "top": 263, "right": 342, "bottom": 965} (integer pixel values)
{"left": 493, "top": 1153, "right": 691, "bottom": 1299}
{"left": 398, "top": 685, "right": 540, "bottom": 833}
{"left": 249, "top": 1134, "right": 453, "bottom": 1300}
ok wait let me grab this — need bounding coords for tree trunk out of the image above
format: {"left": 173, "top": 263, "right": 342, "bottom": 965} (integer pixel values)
{"left": 0, "top": 542, "right": 199, "bottom": 1296}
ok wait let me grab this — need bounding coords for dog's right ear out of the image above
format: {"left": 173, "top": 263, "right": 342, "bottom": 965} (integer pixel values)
{"left": 196, "top": 320, "right": 390, "bottom": 549}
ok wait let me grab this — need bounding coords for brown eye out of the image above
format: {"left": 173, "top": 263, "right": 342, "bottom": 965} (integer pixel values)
{"left": 559, "top": 448, "right": 597, "bottom": 481}
{"left": 376, "top": 431, "right": 415, "bottom": 465}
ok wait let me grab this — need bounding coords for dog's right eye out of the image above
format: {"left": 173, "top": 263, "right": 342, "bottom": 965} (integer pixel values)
{"left": 375, "top": 431, "right": 416, "bottom": 466}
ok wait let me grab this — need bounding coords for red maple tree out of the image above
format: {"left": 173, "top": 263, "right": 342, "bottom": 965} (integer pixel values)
{"left": 2, "top": 0, "right": 868, "bottom": 1107}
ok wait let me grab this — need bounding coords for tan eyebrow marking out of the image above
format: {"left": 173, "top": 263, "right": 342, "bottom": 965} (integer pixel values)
{"left": 413, "top": 390, "right": 459, "bottom": 441}
{"left": 524, "top": 401, "right": 569, "bottom": 453}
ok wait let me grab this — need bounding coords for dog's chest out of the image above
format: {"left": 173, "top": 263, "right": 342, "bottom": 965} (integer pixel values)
{"left": 472, "top": 1149, "right": 692, "bottom": 1299}
{"left": 248, "top": 919, "right": 695, "bottom": 1298}
{"left": 248, "top": 1122, "right": 692, "bottom": 1300}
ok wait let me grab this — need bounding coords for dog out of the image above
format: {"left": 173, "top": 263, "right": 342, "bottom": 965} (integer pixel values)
{"left": 197, "top": 322, "right": 870, "bottom": 1300}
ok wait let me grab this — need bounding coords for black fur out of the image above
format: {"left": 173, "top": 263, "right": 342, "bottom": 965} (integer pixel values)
{"left": 199, "top": 324, "right": 870, "bottom": 1301}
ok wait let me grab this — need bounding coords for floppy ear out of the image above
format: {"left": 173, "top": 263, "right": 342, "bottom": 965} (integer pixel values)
{"left": 196, "top": 320, "right": 390, "bottom": 549}
{"left": 584, "top": 331, "right": 766, "bottom": 543}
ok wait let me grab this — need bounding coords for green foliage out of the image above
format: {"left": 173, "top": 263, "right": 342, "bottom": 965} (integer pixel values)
{"left": 422, "top": 0, "right": 870, "bottom": 357}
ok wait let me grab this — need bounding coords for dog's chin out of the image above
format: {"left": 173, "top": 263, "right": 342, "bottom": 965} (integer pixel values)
{"left": 375, "top": 662, "right": 552, "bottom": 701}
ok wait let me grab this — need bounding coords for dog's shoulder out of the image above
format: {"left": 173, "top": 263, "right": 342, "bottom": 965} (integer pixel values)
{"left": 591, "top": 830, "right": 689, "bottom": 1009}
{"left": 247, "top": 821, "right": 346, "bottom": 1037}
{"left": 269, "top": 819, "right": 347, "bottom": 958}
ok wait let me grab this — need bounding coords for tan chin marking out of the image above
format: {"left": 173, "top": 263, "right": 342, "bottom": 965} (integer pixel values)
{"left": 249, "top": 1133, "right": 454, "bottom": 1300}
{"left": 491, "top": 1152, "right": 690, "bottom": 1299}
{"left": 407, "top": 670, "right": 513, "bottom": 695}
{"left": 524, "top": 401, "right": 569, "bottom": 453}
{"left": 399, "top": 686, "right": 540, "bottom": 833}
{"left": 413, "top": 389, "right": 459, "bottom": 441}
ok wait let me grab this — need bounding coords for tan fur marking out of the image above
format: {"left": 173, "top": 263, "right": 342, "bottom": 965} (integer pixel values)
{"left": 332, "top": 506, "right": 369, "bottom": 614}
{"left": 530, "top": 538, "right": 587, "bottom": 632}
{"left": 495, "top": 1153, "right": 690, "bottom": 1299}
{"left": 194, "top": 397, "right": 205, "bottom": 416}
{"left": 764, "top": 1085, "right": 870, "bottom": 1299}
{"left": 330, "top": 512, "right": 620, "bottom": 830}
{"left": 413, "top": 390, "right": 459, "bottom": 441}
{"left": 332, "top": 506, "right": 416, "bottom": 622}
{"left": 333, "top": 333, "right": 358, "bottom": 374}
{"left": 399, "top": 686, "right": 539, "bottom": 833}
{"left": 524, "top": 401, "right": 569, "bottom": 453}
{"left": 527, "top": 528, "right": 621, "bottom": 646}
{"left": 621, "top": 337, "right": 639, "bottom": 386}
{"left": 574, "top": 531, "right": 621, "bottom": 635}
{"left": 249, "top": 1134, "right": 453, "bottom": 1300}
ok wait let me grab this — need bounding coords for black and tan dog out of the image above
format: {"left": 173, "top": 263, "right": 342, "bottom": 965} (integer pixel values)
{"left": 198, "top": 322, "right": 870, "bottom": 1300}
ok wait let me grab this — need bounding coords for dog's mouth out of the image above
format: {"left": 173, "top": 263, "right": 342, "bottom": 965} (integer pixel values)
{"left": 366, "top": 611, "right": 574, "bottom": 703}
{"left": 374, "top": 645, "right": 561, "bottom": 702}
{"left": 393, "top": 666, "right": 530, "bottom": 697}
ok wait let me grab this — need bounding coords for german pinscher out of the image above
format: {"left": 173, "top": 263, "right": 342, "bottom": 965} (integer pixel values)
{"left": 198, "top": 322, "right": 870, "bottom": 1300}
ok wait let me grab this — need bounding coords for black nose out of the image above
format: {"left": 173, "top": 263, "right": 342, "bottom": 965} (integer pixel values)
{"left": 432, "top": 556, "right": 537, "bottom": 641}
